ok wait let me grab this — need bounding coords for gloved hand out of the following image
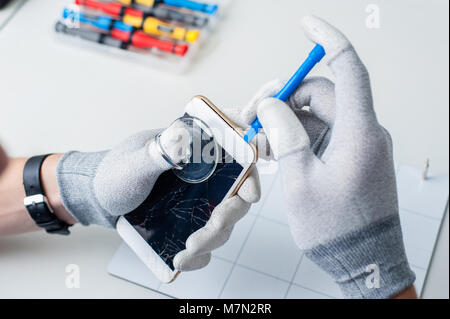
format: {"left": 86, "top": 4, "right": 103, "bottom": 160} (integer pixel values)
{"left": 252, "top": 16, "right": 415, "bottom": 298}
{"left": 173, "top": 167, "right": 260, "bottom": 271}
{"left": 56, "top": 125, "right": 260, "bottom": 272}
{"left": 223, "top": 79, "right": 332, "bottom": 160}
{"left": 57, "top": 129, "right": 176, "bottom": 228}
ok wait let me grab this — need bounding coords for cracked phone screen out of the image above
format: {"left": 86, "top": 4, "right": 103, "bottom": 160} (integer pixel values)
{"left": 124, "top": 146, "right": 244, "bottom": 271}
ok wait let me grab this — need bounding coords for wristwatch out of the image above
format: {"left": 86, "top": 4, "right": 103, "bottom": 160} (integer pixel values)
{"left": 23, "top": 155, "right": 72, "bottom": 235}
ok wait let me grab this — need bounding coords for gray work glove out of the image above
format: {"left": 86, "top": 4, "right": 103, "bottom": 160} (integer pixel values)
{"left": 56, "top": 125, "right": 260, "bottom": 272}
{"left": 223, "top": 78, "right": 332, "bottom": 161}
{"left": 57, "top": 129, "right": 174, "bottom": 228}
{"left": 245, "top": 16, "right": 416, "bottom": 298}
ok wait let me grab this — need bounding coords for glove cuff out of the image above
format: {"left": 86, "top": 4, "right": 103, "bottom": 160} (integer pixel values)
{"left": 56, "top": 151, "right": 118, "bottom": 228}
{"left": 304, "top": 215, "right": 416, "bottom": 299}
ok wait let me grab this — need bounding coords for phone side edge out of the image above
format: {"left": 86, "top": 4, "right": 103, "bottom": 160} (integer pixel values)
{"left": 192, "top": 95, "right": 258, "bottom": 198}
{"left": 116, "top": 216, "right": 179, "bottom": 284}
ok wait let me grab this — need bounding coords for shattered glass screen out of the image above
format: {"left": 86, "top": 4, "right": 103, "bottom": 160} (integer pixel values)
{"left": 124, "top": 148, "right": 244, "bottom": 271}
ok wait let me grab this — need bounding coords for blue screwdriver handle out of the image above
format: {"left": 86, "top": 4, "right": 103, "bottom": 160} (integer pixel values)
{"left": 63, "top": 8, "right": 111, "bottom": 30}
{"left": 163, "top": 0, "right": 218, "bottom": 14}
{"left": 243, "top": 44, "right": 326, "bottom": 143}
{"left": 63, "top": 8, "right": 111, "bottom": 29}
{"left": 63, "top": 8, "right": 134, "bottom": 33}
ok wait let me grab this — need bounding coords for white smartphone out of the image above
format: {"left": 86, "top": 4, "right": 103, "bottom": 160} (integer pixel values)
{"left": 116, "top": 96, "right": 258, "bottom": 283}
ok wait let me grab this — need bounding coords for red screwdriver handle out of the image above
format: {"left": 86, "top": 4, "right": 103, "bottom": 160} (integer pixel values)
{"left": 75, "top": 0, "right": 142, "bottom": 18}
{"left": 133, "top": 31, "right": 188, "bottom": 56}
{"left": 110, "top": 28, "right": 131, "bottom": 42}
{"left": 75, "top": 0, "right": 120, "bottom": 15}
{"left": 110, "top": 29, "right": 189, "bottom": 57}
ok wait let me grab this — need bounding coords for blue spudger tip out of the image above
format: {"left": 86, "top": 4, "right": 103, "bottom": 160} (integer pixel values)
{"left": 243, "top": 127, "right": 257, "bottom": 143}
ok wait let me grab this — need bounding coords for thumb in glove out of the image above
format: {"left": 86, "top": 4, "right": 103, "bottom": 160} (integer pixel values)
{"left": 57, "top": 126, "right": 187, "bottom": 228}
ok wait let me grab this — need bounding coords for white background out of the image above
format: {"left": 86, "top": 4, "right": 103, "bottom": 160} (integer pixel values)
{"left": 0, "top": 0, "right": 448, "bottom": 298}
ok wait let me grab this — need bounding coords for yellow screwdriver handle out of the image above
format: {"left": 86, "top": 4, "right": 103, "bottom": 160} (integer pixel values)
{"left": 123, "top": 14, "right": 200, "bottom": 43}
{"left": 122, "top": 14, "right": 143, "bottom": 28}
{"left": 119, "top": 0, "right": 156, "bottom": 7}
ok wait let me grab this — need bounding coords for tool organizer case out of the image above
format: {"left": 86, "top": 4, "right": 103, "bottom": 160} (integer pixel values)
{"left": 54, "top": 0, "right": 231, "bottom": 72}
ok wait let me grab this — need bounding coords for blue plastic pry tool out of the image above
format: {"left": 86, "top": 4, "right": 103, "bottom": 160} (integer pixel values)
{"left": 163, "top": 0, "right": 218, "bottom": 15}
{"left": 243, "top": 44, "right": 326, "bottom": 143}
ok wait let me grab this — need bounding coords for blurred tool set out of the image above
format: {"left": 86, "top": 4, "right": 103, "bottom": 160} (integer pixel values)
{"left": 55, "top": 0, "right": 227, "bottom": 71}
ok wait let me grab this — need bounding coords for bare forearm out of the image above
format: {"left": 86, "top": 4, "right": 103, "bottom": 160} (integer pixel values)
{"left": 0, "top": 154, "right": 76, "bottom": 236}
{"left": 393, "top": 285, "right": 418, "bottom": 299}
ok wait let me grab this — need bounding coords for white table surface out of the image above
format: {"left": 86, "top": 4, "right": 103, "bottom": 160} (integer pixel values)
{"left": 0, "top": 0, "right": 448, "bottom": 298}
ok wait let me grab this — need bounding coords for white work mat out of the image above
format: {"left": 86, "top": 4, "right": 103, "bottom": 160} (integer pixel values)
{"left": 108, "top": 162, "right": 449, "bottom": 298}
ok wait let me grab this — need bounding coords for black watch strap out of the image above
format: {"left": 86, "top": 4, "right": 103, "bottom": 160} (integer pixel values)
{"left": 23, "top": 155, "right": 72, "bottom": 235}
